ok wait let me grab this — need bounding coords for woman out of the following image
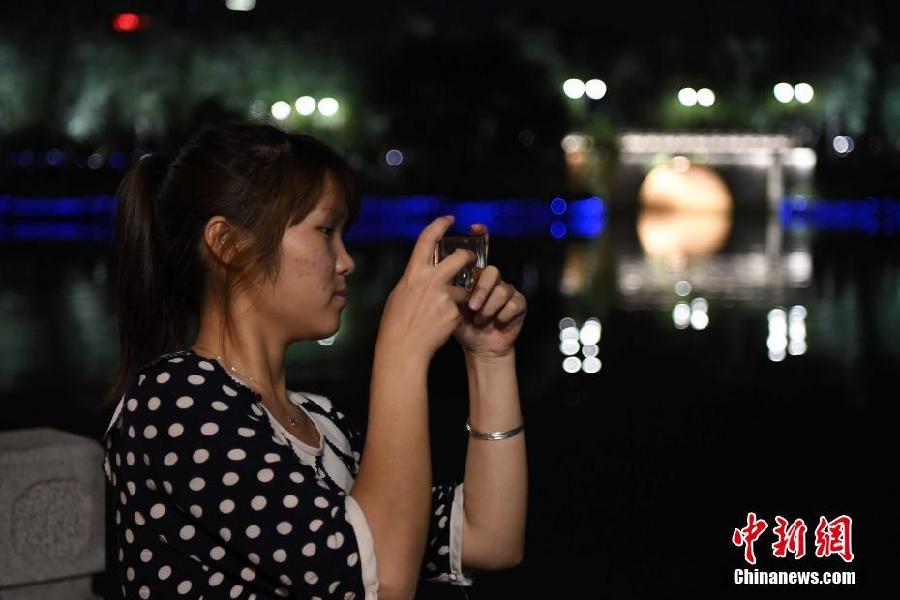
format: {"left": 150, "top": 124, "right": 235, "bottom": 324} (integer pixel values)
{"left": 101, "top": 121, "right": 528, "bottom": 599}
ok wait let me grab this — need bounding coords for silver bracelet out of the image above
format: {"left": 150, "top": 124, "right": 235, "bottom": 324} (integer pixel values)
{"left": 466, "top": 419, "right": 525, "bottom": 440}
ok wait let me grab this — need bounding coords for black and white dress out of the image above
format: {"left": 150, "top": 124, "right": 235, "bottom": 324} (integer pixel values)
{"left": 102, "top": 349, "right": 474, "bottom": 599}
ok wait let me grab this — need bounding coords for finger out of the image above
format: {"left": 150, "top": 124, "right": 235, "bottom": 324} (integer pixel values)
{"left": 410, "top": 215, "right": 456, "bottom": 269}
{"left": 467, "top": 265, "right": 500, "bottom": 311}
{"left": 473, "top": 282, "right": 515, "bottom": 325}
{"left": 434, "top": 248, "right": 477, "bottom": 284}
{"left": 495, "top": 291, "right": 526, "bottom": 323}
{"left": 446, "top": 286, "right": 470, "bottom": 306}
{"left": 470, "top": 222, "right": 489, "bottom": 246}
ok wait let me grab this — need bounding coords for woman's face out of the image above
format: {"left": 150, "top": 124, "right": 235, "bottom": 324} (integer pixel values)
{"left": 255, "top": 174, "right": 354, "bottom": 342}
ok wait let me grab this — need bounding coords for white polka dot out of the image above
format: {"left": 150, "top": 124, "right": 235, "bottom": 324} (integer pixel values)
{"left": 127, "top": 566, "right": 135, "bottom": 581}
{"left": 241, "top": 567, "right": 255, "bottom": 582}
{"left": 251, "top": 404, "right": 264, "bottom": 416}
{"left": 310, "top": 519, "right": 323, "bottom": 532}
{"left": 189, "top": 477, "right": 206, "bottom": 491}
{"left": 275, "top": 587, "right": 289, "bottom": 597}
{"left": 283, "top": 494, "right": 299, "bottom": 508}
{"left": 344, "top": 592, "right": 356, "bottom": 600}
{"left": 127, "top": 398, "right": 138, "bottom": 411}
{"left": 210, "top": 546, "right": 225, "bottom": 560}
{"left": 142, "top": 453, "right": 150, "bottom": 465}
{"left": 126, "top": 481, "right": 136, "bottom": 495}
{"left": 347, "top": 552, "right": 358, "bottom": 567}
{"left": 251, "top": 495, "right": 267, "bottom": 510}
{"left": 289, "top": 471, "right": 304, "bottom": 483}
{"left": 257, "top": 468, "right": 274, "bottom": 482}
{"left": 115, "top": 453, "right": 122, "bottom": 466}
{"left": 246, "top": 524, "right": 261, "bottom": 538}
{"left": 305, "top": 571, "right": 319, "bottom": 585}
{"left": 302, "top": 542, "right": 316, "bottom": 556}
{"left": 119, "top": 491, "right": 127, "bottom": 505}
{"left": 180, "top": 524, "right": 195, "bottom": 540}
{"left": 156, "top": 372, "right": 170, "bottom": 383}
{"left": 329, "top": 581, "right": 341, "bottom": 594}
{"left": 125, "top": 528, "right": 134, "bottom": 543}
{"left": 314, "top": 496, "right": 329, "bottom": 508}
{"left": 249, "top": 552, "right": 260, "bottom": 565}
{"left": 145, "top": 479, "right": 157, "bottom": 491}
{"left": 139, "top": 585, "right": 150, "bottom": 599}
{"left": 209, "top": 572, "right": 224, "bottom": 586}
{"left": 331, "top": 505, "right": 340, "bottom": 517}
{"left": 276, "top": 521, "right": 292, "bottom": 534}
{"left": 199, "top": 360, "right": 215, "bottom": 371}
{"left": 164, "top": 452, "right": 178, "bottom": 466}
{"left": 435, "top": 504, "right": 445, "bottom": 516}
{"left": 163, "top": 481, "right": 173, "bottom": 495}
{"left": 168, "top": 357, "right": 184, "bottom": 363}
{"left": 143, "top": 425, "right": 157, "bottom": 439}
{"left": 223, "top": 472, "right": 239, "bottom": 486}
{"left": 238, "top": 427, "right": 255, "bottom": 437}
{"left": 273, "top": 548, "right": 287, "bottom": 562}
{"left": 439, "top": 515, "right": 448, "bottom": 529}
{"left": 175, "top": 396, "right": 194, "bottom": 408}
{"left": 138, "top": 374, "right": 146, "bottom": 386}
{"left": 168, "top": 423, "right": 184, "bottom": 437}
{"left": 426, "top": 561, "right": 437, "bottom": 571}
{"left": 201, "top": 422, "right": 219, "bottom": 435}
{"left": 223, "top": 384, "right": 238, "bottom": 397}
{"left": 230, "top": 585, "right": 243, "bottom": 599}
{"left": 227, "top": 448, "right": 246, "bottom": 461}
{"left": 327, "top": 532, "right": 345, "bottom": 549}
{"left": 188, "top": 374, "right": 205, "bottom": 385}
{"left": 140, "top": 548, "right": 153, "bottom": 562}
{"left": 220, "top": 499, "right": 235, "bottom": 514}
{"left": 190, "top": 504, "right": 203, "bottom": 518}
{"left": 193, "top": 448, "right": 209, "bottom": 463}
{"left": 438, "top": 545, "right": 449, "bottom": 555}
{"left": 150, "top": 503, "right": 165, "bottom": 519}
{"left": 177, "top": 580, "right": 191, "bottom": 594}
{"left": 265, "top": 453, "right": 281, "bottom": 463}
{"left": 212, "top": 401, "right": 228, "bottom": 411}
{"left": 280, "top": 575, "right": 292, "bottom": 586}
{"left": 128, "top": 425, "right": 136, "bottom": 438}
{"left": 134, "top": 510, "right": 145, "bottom": 525}
{"left": 158, "top": 565, "right": 171, "bottom": 580}
{"left": 148, "top": 397, "right": 161, "bottom": 410}
{"left": 220, "top": 527, "right": 231, "bottom": 541}
{"left": 126, "top": 451, "right": 135, "bottom": 465}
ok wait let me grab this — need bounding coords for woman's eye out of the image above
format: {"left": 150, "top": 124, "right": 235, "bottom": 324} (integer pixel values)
{"left": 320, "top": 227, "right": 335, "bottom": 236}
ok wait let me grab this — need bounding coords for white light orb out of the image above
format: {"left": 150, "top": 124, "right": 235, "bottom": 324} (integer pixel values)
{"left": 794, "top": 83, "right": 814, "bottom": 104}
{"left": 563, "top": 78, "right": 586, "bottom": 99}
{"left": 677, "top": 88, "right": 698, "bottom": 107}
{"left": 773, "top": 82, "right": 794, "bottom": 103}
{"left": 585, "top": 79, "right": 607, "bottom": 100}
{"left": 562, "top": 356, "right": 582, "bottom": 373}
{"left": 696, "top": 88, "right": 715, "bottom": 107}
{"left": 317, "top": 97, "right": 339, "bottom": 116}
{"left": 270, "top": 101, "right": 291, "bottom": 120}
{"left": 581, "top": 357, "right": 602, "bottom": 373}
{"left": 295, "top": 96, "right": 316, "bottom": 116}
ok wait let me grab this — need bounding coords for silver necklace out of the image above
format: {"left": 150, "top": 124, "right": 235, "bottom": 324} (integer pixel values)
{"left": 194, "top": 346, "right": 305, "bottom": 428}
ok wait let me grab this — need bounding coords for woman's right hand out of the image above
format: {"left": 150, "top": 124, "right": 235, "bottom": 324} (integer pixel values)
{"left": 376, "top": 215, "right": 477, "bottom": 361}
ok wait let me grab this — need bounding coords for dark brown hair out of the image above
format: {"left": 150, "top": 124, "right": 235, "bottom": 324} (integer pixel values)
{"left": 103, "top": 121, "right": 360, "bottom": 407}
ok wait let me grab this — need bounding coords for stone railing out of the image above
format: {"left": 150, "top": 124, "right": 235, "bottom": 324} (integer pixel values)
{"left": 0, "top": 428, "right": 104, "bottom": 599}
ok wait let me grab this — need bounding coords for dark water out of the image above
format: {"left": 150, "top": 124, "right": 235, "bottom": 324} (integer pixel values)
{"left": 1, "top": 204, "right": 896, "bottom": 598}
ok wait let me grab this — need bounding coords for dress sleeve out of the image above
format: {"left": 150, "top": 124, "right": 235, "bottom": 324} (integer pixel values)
{"left": 123, "top": 372, "right": 377, "bottom": 599}
{"left": 339, "top": 418, "right": 473, "bottom": 587}
{"left": 419, "top": 482, "right": 474, "bottom": 586}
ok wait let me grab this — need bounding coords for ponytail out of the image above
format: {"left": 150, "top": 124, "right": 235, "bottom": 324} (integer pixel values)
{"left": 103, "top": 153, "right": 178, "bottom": 408}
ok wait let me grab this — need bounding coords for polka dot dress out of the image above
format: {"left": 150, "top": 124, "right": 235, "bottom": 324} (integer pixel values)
{"left": 101, "top": 349, "right": 473, "bottom": 599}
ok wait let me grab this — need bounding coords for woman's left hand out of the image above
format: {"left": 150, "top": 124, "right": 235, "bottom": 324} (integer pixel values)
{"left": 452, "top": 224, "right": 527, "bottom": 358}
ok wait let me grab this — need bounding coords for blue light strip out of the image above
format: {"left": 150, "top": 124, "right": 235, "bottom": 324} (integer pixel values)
{"left": 780, "top": 196, "right": 900, "bottom": 235}
{"left": 0, "top": 194, "right": 608, "bottom": 243}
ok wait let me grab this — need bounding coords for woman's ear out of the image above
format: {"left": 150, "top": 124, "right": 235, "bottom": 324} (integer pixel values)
{"left": 203, "top": 216, "right": 244, "bottom": 267}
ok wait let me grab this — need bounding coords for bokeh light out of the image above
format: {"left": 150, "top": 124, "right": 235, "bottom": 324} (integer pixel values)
{"left": 773, "top": 82, "right": 794, "bottom": 103}
{"left": 295, "top": 96, "right": 316, "bottom": 116}
{"left": 677, "top": 87, "right": 698, "bottom": 107}
{"left": 563, "top": 78, "right": 586, "bottom": 99}
{"left": 271, "top": 101, "right": 291, "bottom": 120}
{"left": 585, "top": 79, "right": 607, "bottom": 100}
{"left": 793, "top": 83, "right": 814, "bottom": 103}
